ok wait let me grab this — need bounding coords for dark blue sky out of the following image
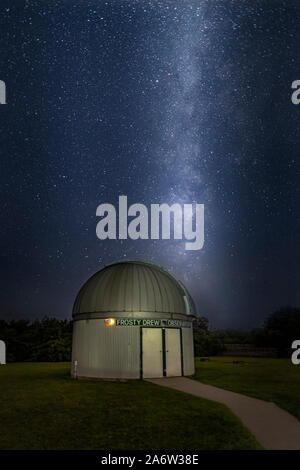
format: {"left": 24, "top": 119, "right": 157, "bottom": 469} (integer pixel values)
{"left": 0, "top": 0, "right": 299, "bottom": 329}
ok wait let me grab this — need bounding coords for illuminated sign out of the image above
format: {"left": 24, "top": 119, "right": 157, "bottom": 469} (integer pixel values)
{"left": 114, "top": 318, "right": 192, "bottom": 328}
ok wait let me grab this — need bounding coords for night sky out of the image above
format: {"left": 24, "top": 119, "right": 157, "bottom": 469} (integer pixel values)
{"left": 1, "top": 0, "right": 300, "bottom": 329}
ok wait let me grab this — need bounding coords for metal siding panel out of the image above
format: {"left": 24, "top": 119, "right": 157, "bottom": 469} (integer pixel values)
{"left": 157, "top": 271, "right": 171, "bottom": 312}
{"left": 143, "top": 267, "right": 156, "bottom": 311}
{"left": 158, "top": 273, "right": 182, "bottom": 313}
{"left": 169, "top": 277, "right": 186, "bottom": 313}
{"left": 139, "top": 266, "right": 149, "bottom": 311}
{"left": 182, "top": 328, "right": 195, "bottom": 376}
{"left": 86, "top": 275, "right": 101, "bottom": 311}
{"left": 124, "top": 264, "right": 134, "bottom": 311}
{"left": 71, "top": 323, "right": 78, "bottom": 370}
{"left": 99, "top": 322, "right": 140, "bottom": 378}
{"left": 161, "top": 273, "right": 177, "bottom": 312}
{"left": 81, "top": 273, "right": 101, "bottom": 312}
{"left": 73, "top": 319, "right": 140, "bottom": 379}
{"left": 72, "top": 320, "right": 89, "bottom": 377}
{"left": 93, "top": 269, "right": 108, "bottom": 312}
{"left": 145, "top": 266, "right": 161, "bottom": 312}
{"left": 76, "top": 268, "right": 108, "bottom": 313}
{"left": 150, "top": 269, "right": 165, "bottom": 312}
{"left": 110, "top": 264, "right": 126, "bottom": 312}
{"left": 116, "top": 264, "right": 128, "bottom": 311}
{"left": 131, "top": 264, "right": 140, "bottom": 311}
{"left": 103, "top": 266, "right": 121, "bottom": 311}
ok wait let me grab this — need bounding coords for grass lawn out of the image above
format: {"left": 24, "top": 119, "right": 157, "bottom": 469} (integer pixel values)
{"left": 0, "top": 362, "right": 261, "bottom": 450}
{"left": 195, "top": 356, "right": 300, "bottom": 420}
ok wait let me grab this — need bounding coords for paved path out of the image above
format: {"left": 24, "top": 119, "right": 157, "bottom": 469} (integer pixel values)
{"left": 146, "top": 377, "right": 300, "bottom": 450}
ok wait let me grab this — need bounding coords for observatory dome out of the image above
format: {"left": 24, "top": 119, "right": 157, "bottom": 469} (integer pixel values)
{"left": 73, "top": 260, "right": 196, "bottom": 317}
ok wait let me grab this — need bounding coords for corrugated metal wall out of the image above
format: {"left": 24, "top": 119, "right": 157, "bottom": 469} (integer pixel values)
{"left": 72, "top": 319, "right": 195, "bottom": 379}
{"left": 72, "top": 319, "right": 140, "bottom": 379}
{"left": 182, "top": 328, "right": 195, "bottom": 376}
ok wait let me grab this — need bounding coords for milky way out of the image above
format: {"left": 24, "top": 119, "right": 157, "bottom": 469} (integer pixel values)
{"left": 0, "top": 0, "right": 300, "bottom": 329}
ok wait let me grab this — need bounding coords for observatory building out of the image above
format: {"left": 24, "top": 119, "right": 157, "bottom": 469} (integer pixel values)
{"left": 71, "top": 260, "right": 196, "bottom": 379}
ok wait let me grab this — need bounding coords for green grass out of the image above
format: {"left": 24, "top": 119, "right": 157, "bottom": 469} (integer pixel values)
{"left": 195, "top": 356, "right": 300, "bottom": 420}
{"left": 0, "top": 363, "right": 261, "bottom": 450}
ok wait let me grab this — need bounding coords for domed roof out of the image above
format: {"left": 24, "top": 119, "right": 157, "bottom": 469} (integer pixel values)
{"left": 73, "top": 260, "right": 196, "bottom": 317}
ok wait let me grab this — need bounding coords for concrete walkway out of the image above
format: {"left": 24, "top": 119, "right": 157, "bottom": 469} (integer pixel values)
{"left": 146, "top": 377, "right": 300, "bottom": 450}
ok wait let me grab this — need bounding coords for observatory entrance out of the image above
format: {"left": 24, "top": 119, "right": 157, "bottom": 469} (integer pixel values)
{"left": 142, "top": 328, "right": 182, "bottom": 378}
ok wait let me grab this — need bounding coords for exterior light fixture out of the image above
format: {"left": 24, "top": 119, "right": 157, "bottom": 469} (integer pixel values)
{"left": 104, "top": 318, "right": 116, "bottom": 326}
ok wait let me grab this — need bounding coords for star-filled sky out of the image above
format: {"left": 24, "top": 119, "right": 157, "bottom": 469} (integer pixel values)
{"left": 1, "top": 0, "right": 300, "bottom": 329}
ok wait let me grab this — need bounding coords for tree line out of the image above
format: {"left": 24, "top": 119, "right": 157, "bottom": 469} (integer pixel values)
{"left": 0, "top": 318, "right": 72, "bottom": 362}
{"left": 0, "top": 306, "right": 299, "bottom": 362}
{"left": 194, "top": 306, "right": 300, "bottom": 357}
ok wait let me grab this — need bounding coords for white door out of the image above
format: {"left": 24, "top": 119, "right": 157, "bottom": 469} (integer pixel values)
{"left": 165, "top": 329, "right": 182, "bottom": 377}
{"left": 142, "top": 328, "right": 163, "bottom": 378}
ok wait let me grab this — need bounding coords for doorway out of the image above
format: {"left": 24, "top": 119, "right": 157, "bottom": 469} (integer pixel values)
{"left": 142, "top": 328, "right": 182, "bottom": 378}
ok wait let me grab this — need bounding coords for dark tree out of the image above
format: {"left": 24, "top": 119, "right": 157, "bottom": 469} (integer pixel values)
{"left": 255, "top": 306, "right": 300, "bottom": 356}
{"left": 193, "top": 316, "right": 224, "bottom": 357}
{"left": 0, "top": 317, "right": 73, "bottom": 362}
